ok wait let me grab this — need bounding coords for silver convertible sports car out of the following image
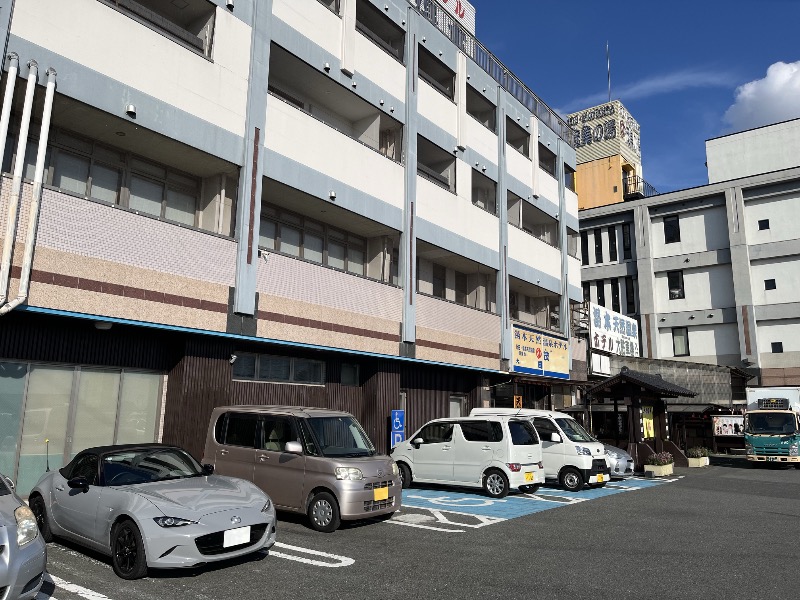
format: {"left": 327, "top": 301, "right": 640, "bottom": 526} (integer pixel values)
{"left": 28, "top": 444, "right": 277, "bottom": 580}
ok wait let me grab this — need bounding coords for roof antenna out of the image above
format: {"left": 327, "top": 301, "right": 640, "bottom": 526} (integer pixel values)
{"left": 606, "top": 41, "right": 611, "bottom": 103}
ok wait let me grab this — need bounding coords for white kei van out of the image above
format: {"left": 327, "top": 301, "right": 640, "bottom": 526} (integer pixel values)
{"left": 390, "top": 415, "right": 544, "bottom": 498}
{"left": 470, "top": 408, "right": 609, "bottom": 492}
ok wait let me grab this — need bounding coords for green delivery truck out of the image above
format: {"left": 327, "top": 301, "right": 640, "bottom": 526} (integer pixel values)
{"left": 744, "top": 387, "right": 800, "bottom": 466}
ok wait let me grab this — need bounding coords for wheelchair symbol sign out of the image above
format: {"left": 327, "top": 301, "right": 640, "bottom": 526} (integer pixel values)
{"left": 391, "top": 410, "right": 405, "bottom": 448}
{"left": 391, "top": 410, "right": 405, "bottom": 432}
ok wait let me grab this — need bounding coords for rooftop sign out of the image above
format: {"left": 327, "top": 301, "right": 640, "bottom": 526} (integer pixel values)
{"left": 589, "top": 302, "right": 640, "bottom": 358}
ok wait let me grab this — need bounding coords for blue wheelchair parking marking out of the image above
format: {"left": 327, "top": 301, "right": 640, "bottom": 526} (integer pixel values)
{"left": 401, "top": 477, "right": 674, "bottom": 521}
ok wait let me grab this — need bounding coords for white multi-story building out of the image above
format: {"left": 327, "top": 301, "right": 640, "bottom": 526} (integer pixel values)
{"left": 0, "top": 0, "right": 581, "bottom": 490}
{"left": 580, "top": 118, "right": 800, "bottom": 387}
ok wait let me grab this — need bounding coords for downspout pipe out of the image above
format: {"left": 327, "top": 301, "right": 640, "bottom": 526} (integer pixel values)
{"left": 0, "top": 53, "right": 21, "bottom": 302}
{"left": 0, "top": 56, "right": 33, "bottom": 305}
{"left": 0, "top": 65, "right": 55, "bottom": 316}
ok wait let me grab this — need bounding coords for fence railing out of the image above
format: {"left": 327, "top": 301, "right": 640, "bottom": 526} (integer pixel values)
{"left": 623, "top": 175, "right": 659, "bottom": 199}
{"left": 412, "top": 0, "right": 575, "bottom": 148}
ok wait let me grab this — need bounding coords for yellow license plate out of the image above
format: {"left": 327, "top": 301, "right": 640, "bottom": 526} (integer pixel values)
{"left": 373, "top": 487, "right": 389, "bottom": 501}
{"left": 524, "top": 472, "right": 534, "bottom": 482}
{"left": 596, "top": 474, "right": 604, "bottom": 483}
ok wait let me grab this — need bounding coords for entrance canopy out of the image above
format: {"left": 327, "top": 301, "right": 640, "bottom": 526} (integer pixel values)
{"left": 588, "top": 366, "right": 697, "bottom": 400}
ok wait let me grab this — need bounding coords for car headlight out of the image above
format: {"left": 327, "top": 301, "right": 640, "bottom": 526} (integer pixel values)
{"left": 575, "top": 446, "right": 592, "bottom": 456}
{"left": 153, "top": 517, "right": 197, "bottom": 528}
{"left": 335, "top": 467, "right": 363, "bottom": 480}
{"left": 261, "top": 498, "right": 272, "bottom": 512}
{"left": 15, "top": 505, "right": 38, "bottom": 547}
{"left": 745, "top": 443, "right": 754, "bottom": 454}
{"left": 391, "top": 462, "right": 399, "bottom": 476}
{"left": 790, "top": 443, "right": 799, "bottom": 457}
{"left": 605, "top": 449, "right": 620, "bottom": 459}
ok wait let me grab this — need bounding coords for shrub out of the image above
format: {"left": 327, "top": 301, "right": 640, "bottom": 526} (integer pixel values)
{"left": 647, "top": 451, "right": 674, "bottom": 466}
{"left": 686, "top": 446, "right": 710, "bottom": 459}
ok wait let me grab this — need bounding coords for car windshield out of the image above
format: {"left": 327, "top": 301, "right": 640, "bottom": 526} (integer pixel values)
{"left": 745, "top": 413, "right": 798, "bottom": 435}
{"left": 306, "top": 416, "right": 376, "bottom": 458}
{"left": 555, "top": 418, "right": 597, "bottom": 443}
{"left": 102, "top": 448, "right": 203, "bottom": 486}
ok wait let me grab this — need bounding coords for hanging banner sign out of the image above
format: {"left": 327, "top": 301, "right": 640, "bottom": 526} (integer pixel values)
{"left": 511, "top": 324, "right": 569, "bottom": 380}
{"left": 589, "top": 302, "right": 640, "bottom": 357}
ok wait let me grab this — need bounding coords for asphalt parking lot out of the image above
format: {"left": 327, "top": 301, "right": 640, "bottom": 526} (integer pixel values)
{"left": 33, "top": 458, "right": 800, "bottom": 600}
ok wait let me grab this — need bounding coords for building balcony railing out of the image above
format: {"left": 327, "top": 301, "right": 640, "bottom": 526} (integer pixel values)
{"left": 412, "top": 0, "right": 575, "bottom": 148}
{"left": 623, "top": 175, "right": 658, "bottom": 200}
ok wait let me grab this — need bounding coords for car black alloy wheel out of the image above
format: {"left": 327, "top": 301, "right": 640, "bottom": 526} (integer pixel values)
{"left": 398, "top": 463, "right": 412, "bottom": 489}
{"left": 307, "top": 492, "right": 341, "bottom": 533}
{"left": 112, "top": 520, "right": 148, "bottom": 580}
{"left": 483, "top": 469, "right": 509, "bottom": 498}
{"left": 29, "top": 495, "right": 54, "bottom": 543}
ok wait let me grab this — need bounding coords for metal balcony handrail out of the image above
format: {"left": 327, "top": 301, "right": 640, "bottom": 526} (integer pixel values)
{"left": 623, "top": 175, "right": 659, "bottom": 198}
{"left": 411, "top": 0, "right": 575, "bottom": 148}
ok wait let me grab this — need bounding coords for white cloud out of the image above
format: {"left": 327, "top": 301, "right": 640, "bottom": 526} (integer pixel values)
{"left": 723, "top": 61, "right": 800, "bottom": 132}
{"left": 560, "top": 68, "right": 736, "bottom": 114}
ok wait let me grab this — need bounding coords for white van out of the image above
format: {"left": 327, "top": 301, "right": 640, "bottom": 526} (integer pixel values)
{"left": 390, "top": 415, "right": 544, "bottom": 498}
{"left": 470, "top": 408, "right": 609, "bottom": 492}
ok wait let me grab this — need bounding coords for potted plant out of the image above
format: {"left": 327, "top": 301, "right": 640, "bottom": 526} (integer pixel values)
{"left": 686, "top": 447, "right": 710, "bottom": 467}
{"left": 644, "top": 451, "right": 674, "bottom": 477}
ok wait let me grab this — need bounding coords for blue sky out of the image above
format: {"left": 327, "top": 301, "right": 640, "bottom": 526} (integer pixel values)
{"left": 467, "top": 0, "right": 800, "bottom": 193}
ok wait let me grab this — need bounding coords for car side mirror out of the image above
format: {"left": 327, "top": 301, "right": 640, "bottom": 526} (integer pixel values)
{"left": 412, "top": 437, "right": 424, "bottom": 448}
{"left": 201, "top": 463, "right": 215, "bottom": 475}
{"left": 284, "top": 441, "right": 303, "bottom": 455}
{"left": 3, "top": 476, "right": 14, "bottom": 490}
{"left": 550, "top": 432, "right": 562, "bottom": 443}
{"left": 67, "top": 476, "right": 89, "bottom": 492}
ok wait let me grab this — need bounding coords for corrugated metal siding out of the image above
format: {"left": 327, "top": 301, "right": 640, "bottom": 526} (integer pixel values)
{"left": 0, "top": 311, "right": 178, "bottom": 370}
{"left": 4, "top": 313, "right": 488, "bottom": 458}
{"left": 362, "top": 360, "right": 401, "bottom": 454}
{"left": 163, "top": 337, "right": 234, "bottom": 458}
{"left": 402, "top": 365, "right": 482, "bottom": 436}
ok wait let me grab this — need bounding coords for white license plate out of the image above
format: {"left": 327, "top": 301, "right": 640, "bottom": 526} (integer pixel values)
{"left": 223, "top": 526, "right": 251, "bottom": 548}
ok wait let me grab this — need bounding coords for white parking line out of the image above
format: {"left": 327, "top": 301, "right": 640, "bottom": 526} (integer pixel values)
{"left": 270, "top": 542, "right": 355, "bottom": 568}
{"left": 38, "top": 574, "right": 111, "bottom": 600}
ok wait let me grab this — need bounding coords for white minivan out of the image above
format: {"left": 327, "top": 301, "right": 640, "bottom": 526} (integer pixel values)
{"left": 470, "top": 408, "right": 609, "bottom": 492}
{"left": 390, "top": 415, "right": 544, "bottom": 498}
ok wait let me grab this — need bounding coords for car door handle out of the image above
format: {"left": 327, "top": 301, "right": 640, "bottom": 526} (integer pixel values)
{"left": 482, "top": 446, "right": 492, "bottom": 451}
{"left": 220, "top": 449, "right": 229, "bottom": 455}
{"left": 258, "top": 455, "right": 269, "bottom": 461}
{"left": 442, "top": 445, "right": 451, "bottom": 451}
{"left": 55, "top": 485, "right": 64, "bottom": 491}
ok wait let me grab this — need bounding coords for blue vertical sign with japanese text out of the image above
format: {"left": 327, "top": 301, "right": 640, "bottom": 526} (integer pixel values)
{"left": 391, "top": 410, "right": 405, "bottom": 448}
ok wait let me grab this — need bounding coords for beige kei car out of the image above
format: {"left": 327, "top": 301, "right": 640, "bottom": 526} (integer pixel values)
{"left": 203, "top": 406, "right": 401, "bottom": 532}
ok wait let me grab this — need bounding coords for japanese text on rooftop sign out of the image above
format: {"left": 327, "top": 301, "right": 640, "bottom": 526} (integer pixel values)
{"left": 511, "top": 324, "right": 569, "bottom": 380}
{"left": 589, "top": 302, "right": 640, "bottom": 357}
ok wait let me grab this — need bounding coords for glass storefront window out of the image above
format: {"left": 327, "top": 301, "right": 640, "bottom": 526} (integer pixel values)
{"left": 0, "top": 362, "right": 27, "bottom": 478}
{"left": 17, "top": 366, "right": 74, "bottom": 493}
{"left": 117, "top": 372, "right": 161, "bottom": 444}
{"left": 72, "top": 369, "right": 121, "bottom": 454}
{"left": 2, "top": 363, "right": 162, "bottom": 495}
